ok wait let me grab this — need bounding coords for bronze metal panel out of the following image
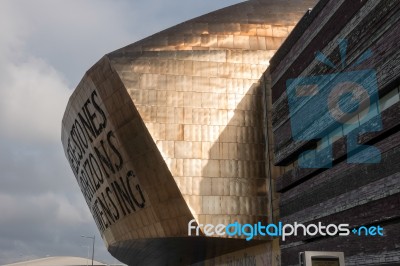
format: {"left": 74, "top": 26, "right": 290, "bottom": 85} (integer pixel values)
{"left": 61, "top": 0, "right": 317, "bottom": 264}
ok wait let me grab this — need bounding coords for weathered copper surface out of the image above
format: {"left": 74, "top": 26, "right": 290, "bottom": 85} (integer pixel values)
{"left": 61, "top": 0, "right": 316, "bottom": 264}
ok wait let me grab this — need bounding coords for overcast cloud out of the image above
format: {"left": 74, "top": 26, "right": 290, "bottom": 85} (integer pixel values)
{"left": 0, "top": 0, "right": 243, "bottom": 264}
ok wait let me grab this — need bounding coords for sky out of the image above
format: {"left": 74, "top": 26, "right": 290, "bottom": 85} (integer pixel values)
{"left": 0, "top": 0, "right": 244, "bottom": 264}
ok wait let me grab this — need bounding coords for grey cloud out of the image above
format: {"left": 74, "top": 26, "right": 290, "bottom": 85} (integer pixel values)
{"left": 8, "top": 0, "right": 244, "bottom": 87}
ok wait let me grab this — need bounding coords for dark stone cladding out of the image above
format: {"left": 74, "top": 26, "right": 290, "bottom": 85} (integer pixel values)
{"left": 279, "top": 129, "right": 400, "bottom": 217}
{"left": 282, "top": 222, "right": 400, "bottom": 266}
{"left": 272, "top": 0, "right": 400, "bottom": 164}
{"left": 267, "top": 0, "right": 400, "bottom": 265}
{"left": 268, "top": 0, "right": 329, "bottom": 73}
{"left": 270, "top": 0, "right": 368, "bottom": 102}
{"left": 276, "top": 101, "right": 400, "bottom": 193}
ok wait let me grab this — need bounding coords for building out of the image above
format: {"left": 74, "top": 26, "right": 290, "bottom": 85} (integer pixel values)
{"left": 61, "top": 0, "right": 400, "bottom": 265}
{"left": 3, "top": 256, "right": 106, "bottom": 266}
{"left": 265, "top": 0, "right": 400, "bottom": 265}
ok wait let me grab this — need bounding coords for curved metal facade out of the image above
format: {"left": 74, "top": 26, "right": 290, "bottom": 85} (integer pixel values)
{"left": 61, "top": 0, "right": 316, "bottom": 264}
